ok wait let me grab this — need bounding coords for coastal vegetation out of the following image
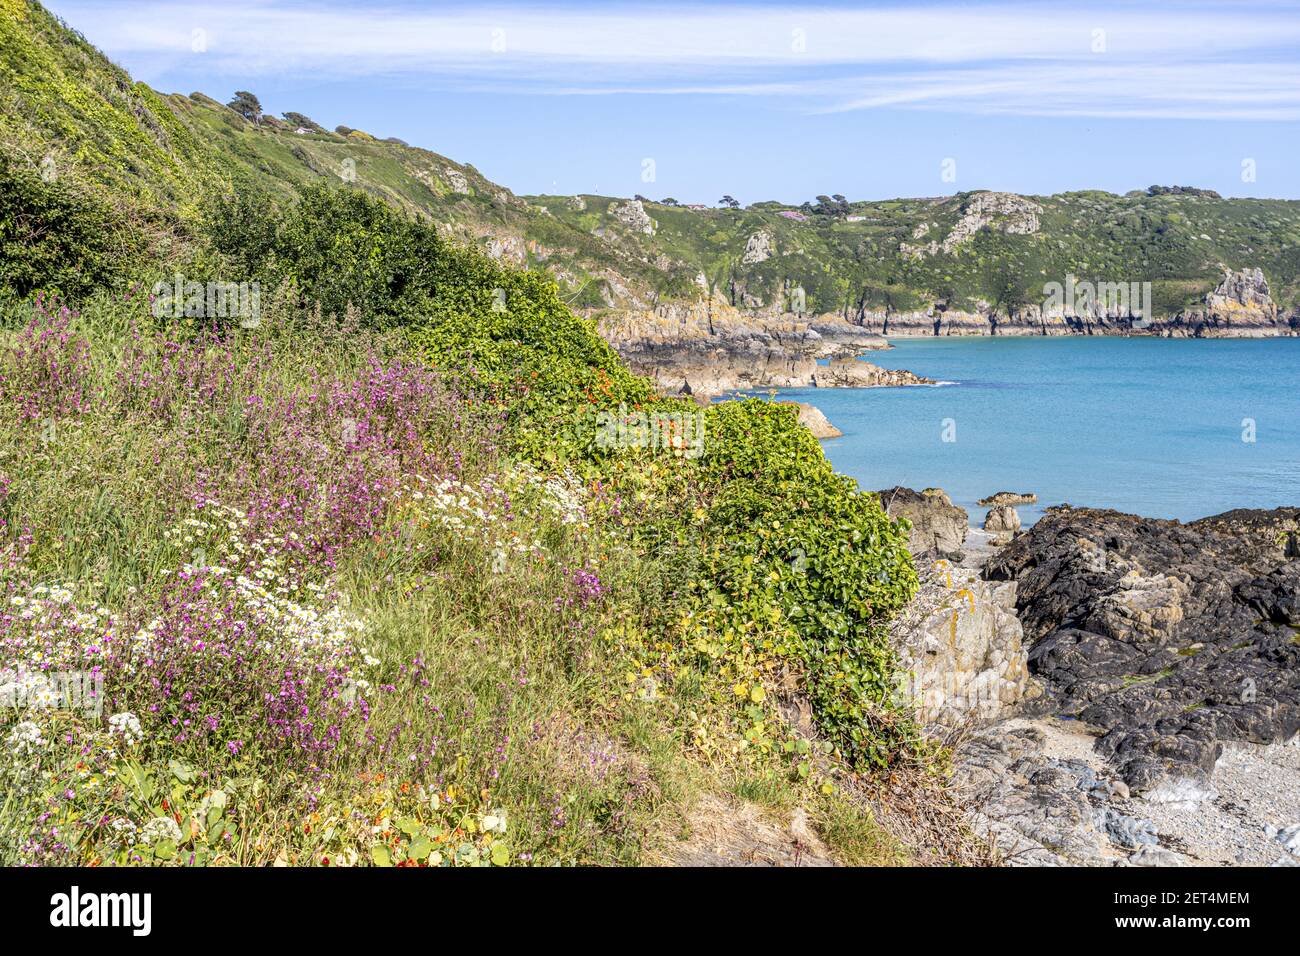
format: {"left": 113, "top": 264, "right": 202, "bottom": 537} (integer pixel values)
{"left": 0, "top": 0, "right": 943, "bottom": 866}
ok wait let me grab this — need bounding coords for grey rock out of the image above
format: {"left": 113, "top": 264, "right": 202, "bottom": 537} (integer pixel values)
{"left": 1129, "top": 845, "right": 1187, "bottom": 867}
{"left": 979, "top": 492, "right": 1038, "bottom": 507}
{"left": 891, "top": 562, "right": 1031, "bottom": 726}
{"left": 778, "top": 401, "right": 841, "bottom": 439}
{"left": 1276, "top": 823, "right": 1300, "bottom": 855}
{"left": 984, "top": 504, "right": 1022, "bottom": 539}
{"left": 1101, "top": 807, "right": 1158, "bottom": 848}
{"left": 984, "top": 505, "right": 1300, "bottom": 792}
{"left": 877, "top": 487, "right": 969, "bottom": 558}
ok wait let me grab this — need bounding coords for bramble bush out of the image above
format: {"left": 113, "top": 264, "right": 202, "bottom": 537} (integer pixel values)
{"left": 0, "top": 150, "right": 132, "bottom": 301}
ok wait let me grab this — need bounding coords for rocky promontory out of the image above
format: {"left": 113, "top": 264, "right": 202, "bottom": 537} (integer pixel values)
{"left": 780, "top": 401, "right": 842, "bottom": 439}
{"left": 983, "top": 505, "right": 1300, "bottom": 793}
{"left": 882, "top": 494, "right": 1300, "bottom": 865}
{"left": 597, "top": 293, "right": 931, "bottom": 397}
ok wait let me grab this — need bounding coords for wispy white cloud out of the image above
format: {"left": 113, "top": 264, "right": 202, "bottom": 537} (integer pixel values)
{"left": 47, "top": 1, "right": 1300, "bottom": 120}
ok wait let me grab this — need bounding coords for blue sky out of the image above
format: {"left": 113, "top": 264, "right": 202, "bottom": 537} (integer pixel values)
{"left": 44, "top": 0, "right": 1300, "bottom": 203}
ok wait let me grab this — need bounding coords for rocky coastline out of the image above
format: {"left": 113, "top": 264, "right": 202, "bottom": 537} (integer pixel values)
{"left": 598, "top": 269, "right": 1297, "bottom": 375}
{"left": 598, "top": 293, "right": 933, "bottom": 397}
{"left": 847, "top": 268, "right": 1299, "bottom": 339}
{"left": 885, "top": 489, "right": 1300, "bottom": 866}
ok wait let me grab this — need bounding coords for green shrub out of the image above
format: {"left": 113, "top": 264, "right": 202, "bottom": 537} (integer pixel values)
{"left": 694, "top": 400, "right": 919, "bottom": 766}
{"left": 0, "top": 150, "right": 131, "bottom": 300}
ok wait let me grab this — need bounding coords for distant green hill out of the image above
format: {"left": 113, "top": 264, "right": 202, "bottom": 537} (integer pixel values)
{"left": 4, "top": 0, "right": 1300, "bottom": 319}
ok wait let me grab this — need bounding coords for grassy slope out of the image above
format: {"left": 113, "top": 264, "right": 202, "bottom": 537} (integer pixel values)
{"left": 536, "top": 190, "right": 1300, "bottom": 317}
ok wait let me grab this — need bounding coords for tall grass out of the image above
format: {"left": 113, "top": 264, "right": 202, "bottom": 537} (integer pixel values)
{"left": 0, "top": 290, "right": 692, "bottom": 865}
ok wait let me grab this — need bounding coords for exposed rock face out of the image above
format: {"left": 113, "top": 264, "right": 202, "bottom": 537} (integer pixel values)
{"left": 780, "top": 401, "right": 841, "bottom": 439}
{"left": 979, "top": 492, "right": 1037, "bottom": 507}
{"left": 983, "top": 505, "right": 1300, "bottom": 793}
{"left": 1170, "top": 267, "right": 1281, "bottom": 336}
{"left": 875, "top": 486, "right": 968, "bottom": 558}
{"left": 956, "top": 720, "right": 1133, "bottom": 865}
{"left": 892, "top": 560, "right": 1032, "bottom": 726}
{"left": 811, "top": 358, "right": 933, "bottom": 388}
{"left": 598, "top": 294, "right": 914, "bottom": 397}
{"left": 901, "top": 192, "right": 1042, "bottom": 259}
{"left": 609, "top": 199, "right": 655, "bottom": 235}
{"left": 485, "top": 235, "right": 526, "bottom": 264}
{"left": 1208, "top": 267, "right": 1273, "bottom": 312}
{"left": 741, "top": 230, "right": 775, "bottom": 264}
{"left": 958, "top": 715, "right": 1300, "bottom": 866}
{"left": 444, "top": 168, "right": 469, "bottom": 193}
{"left": 850, "top": 266, "right": 1294, "bottom": 338}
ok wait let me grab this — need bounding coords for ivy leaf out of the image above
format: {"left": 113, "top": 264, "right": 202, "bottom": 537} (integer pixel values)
{"left": 370, "top": 844, "right": 393, "bottom": 867}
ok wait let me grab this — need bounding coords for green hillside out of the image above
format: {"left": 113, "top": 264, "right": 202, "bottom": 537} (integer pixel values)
{"left": 5, "top": 0, "right": 1300, "bottom": 321}
{"left": 534, "top": 188, "right": 1300, "bottom": 319}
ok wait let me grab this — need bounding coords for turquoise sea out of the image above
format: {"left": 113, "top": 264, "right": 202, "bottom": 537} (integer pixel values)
{"left": 770, "top": 337, "right": 1300, "bottom": 526}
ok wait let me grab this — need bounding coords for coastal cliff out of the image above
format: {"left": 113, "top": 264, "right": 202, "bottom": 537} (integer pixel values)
{"left": 592, "top": 265, "right": 1294, "bottom": 394}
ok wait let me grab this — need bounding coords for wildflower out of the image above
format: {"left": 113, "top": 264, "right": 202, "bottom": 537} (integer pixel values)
{"left": 140, "top": 817, "right": 182, "bottom": 846}
{"left": 108, "top": 712, "right": 144, "bottom": 746}
{"left": 6, "top": 720, "right": 45, "bottom": 756}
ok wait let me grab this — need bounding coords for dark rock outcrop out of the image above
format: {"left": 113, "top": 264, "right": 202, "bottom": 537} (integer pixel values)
{"left": 984, "top": 506, "right": 1300, "bottom": 792}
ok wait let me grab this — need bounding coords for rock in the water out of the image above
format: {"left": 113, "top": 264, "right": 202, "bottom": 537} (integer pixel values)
{"left": 979, "top": 491, "right": 1038, "bottom": 507}
{"left": 983, "top": 504, "right": 1022, "bottom": 540}
{"left": 779, "top": 401, "right": 841, "bottom": 439}
{"left": 811, "top": 358, "right": 933, "bottom": 389}
{"left": 876, "top": 486, "right": 968, "bottom": 558}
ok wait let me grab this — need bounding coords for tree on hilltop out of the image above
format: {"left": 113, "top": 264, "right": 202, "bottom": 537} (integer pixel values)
{"left": 283, "top": 111, "right": 324, "bottom": 132}
{"left": 227, "top": 91, "right": 263, "bottom": 125}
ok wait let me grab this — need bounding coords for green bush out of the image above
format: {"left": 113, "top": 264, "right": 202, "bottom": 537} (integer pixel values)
{"left": 0, "top": 150, "right": 130, "bottom": 300}
{"left": 695, "top": 400, "right": 919, "bottom": 765}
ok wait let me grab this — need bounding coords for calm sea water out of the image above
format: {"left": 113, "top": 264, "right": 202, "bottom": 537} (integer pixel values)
{"left": 769, "top": 337, "right": 1300, "bottom": 526}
